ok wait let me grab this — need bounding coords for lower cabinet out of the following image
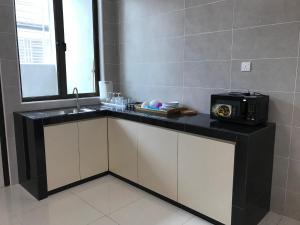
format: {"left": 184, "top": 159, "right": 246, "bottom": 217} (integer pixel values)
{"left": 44, "top": 117, "right": 236, "bottom": 224}
{"left": 108, "top": 118, "right": 138, "bottom": 182}
{"left": 44, "top": 118, "right": 108, "bottom": 191}
{"left": 44, "top": 122, "right": 80, "bottom": 191}
{"left": 178, "top": 133, "right": 235, "bottom": 225}
{"left": 138, "top": 124, "right": 178, "bottom": 200}
{"left": 78, "top": 118, "right": 108, "bottom": 179}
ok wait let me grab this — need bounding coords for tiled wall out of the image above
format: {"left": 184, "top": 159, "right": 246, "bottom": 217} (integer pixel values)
{"left": 109, "top": 0, "right": 300, "bottom": 220}
{"left": 101, "top": 0, "right": 119, "bottom": 85}
{"left": 0, "top": 0, "right": 102, "bottom": 184}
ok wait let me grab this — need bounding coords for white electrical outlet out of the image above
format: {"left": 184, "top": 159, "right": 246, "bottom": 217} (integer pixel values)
{"left": 241, "top": 62, "right": 252, "bottom": 72}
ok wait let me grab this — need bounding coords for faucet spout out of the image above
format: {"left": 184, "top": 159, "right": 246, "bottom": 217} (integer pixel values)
{"left": 72, "top": 87, "right": 80, "bottom": 111}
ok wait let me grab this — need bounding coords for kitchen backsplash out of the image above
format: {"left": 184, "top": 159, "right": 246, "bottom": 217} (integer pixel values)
{"left": 102, "top": 0, "right": 300, "bottom": 220}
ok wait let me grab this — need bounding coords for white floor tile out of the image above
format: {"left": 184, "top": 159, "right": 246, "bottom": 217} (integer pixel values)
{"left": 183, "top": 217, "right": 212, "bottom": 225}
{"left": 0, "top": 185, "right": 41, "bottom": 223}
{"left": 89, "top": 216, "right": 118, "bottom": 225}
{"left": 279, "top": 217, "right": 300, "bottom": 225}
{"left": 0, "top": 217, "right": 22, "bottom": 225}
{"left": 110, "top": 196, "right": 192, "bottom": 225}
{"left": 258, "top": 212, "right": 282, "bottom": 225}
{"left": 18, "top": 193, "right": 103, "bottom": 225}
{"left": 1, "top": 177, "right": 300, "bottom": 225}
{"left": 74, "top": 177, "right": 145, "bottom": 215}
{"left": 70, "top": 175, "right": 117, "bottom": 194}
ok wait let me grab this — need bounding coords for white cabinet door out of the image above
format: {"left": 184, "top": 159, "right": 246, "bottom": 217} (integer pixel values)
{"left": 44, "top": 123, "right": 80, "bottom": 191}
{"left": 78, "top": 118, "right": 108, "bottom": 179}
{"left": 108, "top": 118, "right": 138, "bottom": 182}
{"left": 138, "top": 124, "right": 178, "bottom": 200}
{"left": 178, "top": 133, "right": 235, "bottom": 225}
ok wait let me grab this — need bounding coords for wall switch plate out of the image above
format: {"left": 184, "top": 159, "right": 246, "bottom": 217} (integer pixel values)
{"left": 241, "top": 62, "right": 252, "bottom": 72}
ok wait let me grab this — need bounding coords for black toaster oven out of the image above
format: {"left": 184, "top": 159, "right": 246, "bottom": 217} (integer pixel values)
{"left": 210, "top": 92, "right": 269, "bottom": 125}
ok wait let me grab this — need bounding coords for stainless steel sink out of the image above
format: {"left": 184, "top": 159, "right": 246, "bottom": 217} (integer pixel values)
{"left": 39, "top": 107, "right": 96, "bottom": 117}
{"left": 65, "top": 107, "right": 96, "bottom": 115}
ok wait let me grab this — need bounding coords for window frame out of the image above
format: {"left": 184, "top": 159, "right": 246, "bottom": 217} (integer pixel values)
{"left": 15, "top": 0, "right": 100, "bottom": 102}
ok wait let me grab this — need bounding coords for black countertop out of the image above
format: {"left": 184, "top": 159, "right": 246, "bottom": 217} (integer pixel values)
{"left": 16, "top": 104, "right": 275, "bottom": 142}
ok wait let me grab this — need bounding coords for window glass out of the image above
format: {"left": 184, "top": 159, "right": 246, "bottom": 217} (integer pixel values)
{"left": 15, "top": 0, "right": 58, "bottom": 98}
{"left": 63, "top": 0, "right": 96, "bottom": 94}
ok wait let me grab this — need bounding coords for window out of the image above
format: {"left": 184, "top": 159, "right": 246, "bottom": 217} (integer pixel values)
{"left": 15, "top": 0, "right": 99, "bottom": 101}
{"left": 63, "top": 0, "right": 96, "bottom": 94}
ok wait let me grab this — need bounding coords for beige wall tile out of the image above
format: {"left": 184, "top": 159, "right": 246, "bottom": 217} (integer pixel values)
{"left": 185, "top": 0, "right": 233, "bottom": 34}
{"left": 270, "top": 186, "right": 286, "bottom": 214}
{"left": 291, "top": 126, "right": 300, "bottom": 161}
{"left": 274, "top": 125, "right": 291, "bottom": 158}
{"left": 232, "top": 23, "right": 300, "bottom": 59}
{"left": 234, "top": 0, "right": 300, "bottom": 28}
{"left": 272, "top": 156, "right": 289, "bottom": 188}
{"left": 287, "top": 159, "right": 300, "bottom": 193}
{"left": 285, "top": 191, "right": 300, "bottom": 221}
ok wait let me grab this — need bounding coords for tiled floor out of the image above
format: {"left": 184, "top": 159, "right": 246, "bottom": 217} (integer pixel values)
{"left": 0, "top": 175, "right": 299, "bottom": 225}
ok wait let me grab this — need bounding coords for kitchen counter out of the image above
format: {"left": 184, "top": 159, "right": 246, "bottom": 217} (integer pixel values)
{"left": 14, "top": 105, "right": 276, "bottom": 225}
{"left": 17, "top": 104, "right": 275, "bottom": 142}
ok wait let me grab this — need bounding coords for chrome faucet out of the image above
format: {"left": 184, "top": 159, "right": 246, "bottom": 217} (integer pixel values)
{"left": 72, "top": 87, "right": 80, "bottom": 111}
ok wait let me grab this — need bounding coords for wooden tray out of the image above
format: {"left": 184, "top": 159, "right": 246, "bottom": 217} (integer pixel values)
{"left": 135, "top": 105, "right": 184, "bottom": 116}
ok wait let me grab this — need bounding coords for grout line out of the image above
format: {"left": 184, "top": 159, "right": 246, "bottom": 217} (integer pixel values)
{"left": 116, "top": 83, "right": 227, "bottom": 90}
{"left": 272, "top": 155, "right": 300, "bottom": 164}
{"left": 234, "top": 20, "right": 300, "bottom": 31}
{"left": 283, "top": 29, "right": 300, "bottom": 214}
{"left": 182, "top": 0, "right": 186, "bottom": 105}
{"left": 115, "top": 0, "right": 298, "bottom": 30}
{"left": 73, "top": 193, "right": 107, "bottom": 216}
{"left": 105, "top": 215, "right": 121, "bottom": 225}
{"left": 118, "top": 35, "right": 184, "bottom": 46}
{"left": 291, "top": 124, "right": 300, "bottom": 130}
{"left": 229, "top": 88, "right": 295, "bottom": 94}
{"left": 229, "top": 0, "right": 236, "bottom": 91}
{"left": 231, "top": 57, "right": 298, "bottom": 61}
{"left": 182, "top": 216, "right": 196, "bottom": 225}
{"left": 115, "top": 82, "right": 298, "bottom": 95}
{"left": 185, "top": 28, "right": 233, "bottom": 37}
{"left": 117, "top": 60, "right": 229, "bottom": 65}
{"left": 112, "top": 57, "right": 298, "bottom": 67}
{"left": 107, "top": 197, "right": 143, "bottom": 216}
{"left": 117, "top": 21, "right": 300, "bottom": 46}
{"left": 69, "top": 177, "right": 146, "bottom": 218}
{"left": 86, "top": 215, "right": 107, "bottom": 225}
{"left": 185, "top": 0, "right": 227, "bottom": 10}
{"left": 288, "top": 157, "right": 300, "bottom": 163}
{"left": 116, "top": 0, "right": 227, "bottom": 26}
